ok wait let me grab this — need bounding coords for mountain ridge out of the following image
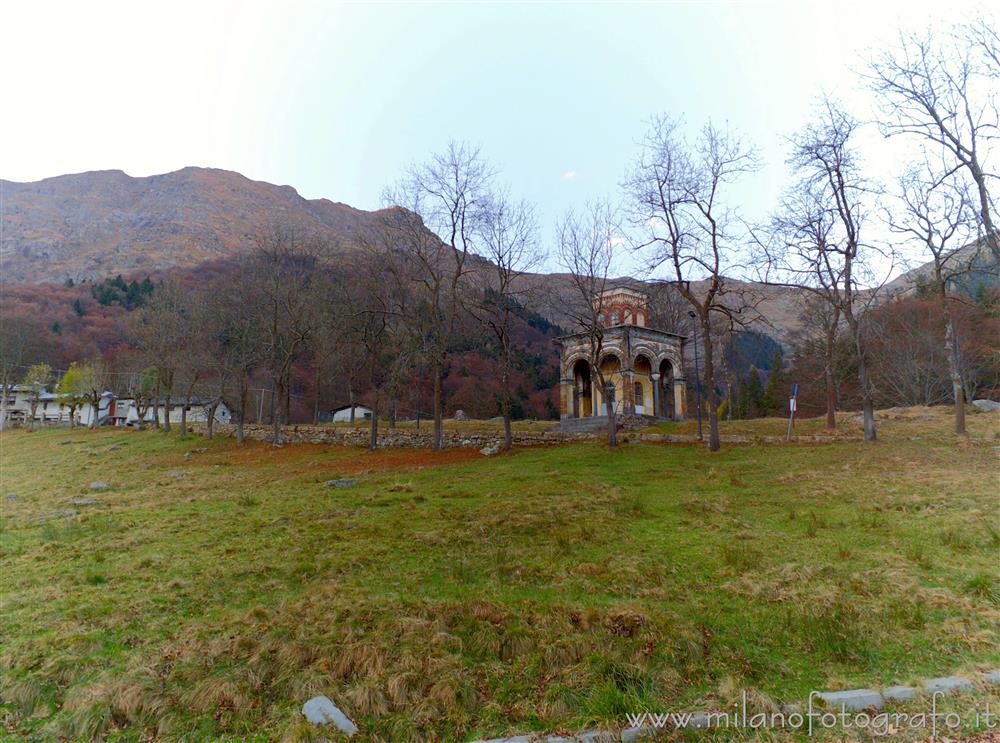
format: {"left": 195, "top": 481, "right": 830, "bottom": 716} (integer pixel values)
{"left": 1, "top": 167, "right": 390, "bottom": 283}
{"left": 2, "top": 165, "right": 963, "bottom": 345}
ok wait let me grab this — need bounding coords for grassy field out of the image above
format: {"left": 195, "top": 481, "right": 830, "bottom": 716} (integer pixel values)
{"left": 1, "top": 409, "right": 998, "bottom": 742}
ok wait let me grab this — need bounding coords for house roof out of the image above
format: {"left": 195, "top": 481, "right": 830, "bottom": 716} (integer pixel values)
{"left": 329, "top": 404, "right": 372, "bottom": 413}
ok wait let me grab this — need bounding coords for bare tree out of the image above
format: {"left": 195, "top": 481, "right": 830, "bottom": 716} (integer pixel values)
{"left": 0, "top": 317, "right": 43, "bottom": 431}
{"left": 472, "top": 190, "right": 542, "bottom": 452}
{"left": 21, "top": 363, "right": 51, "bottom": 430}
{"left": 760, "top": 183, "right": 845, "bottom": 429}
{"left": 625, "top": 116, "right": 760, "bottom": 451}
{"left": 556, "top": 202, "right": 622, "bottom": 447}
{"left": 887, "top": 164, "right": 982, "bottom": 433}
{"left": 782, "top": 101, "right": 889, "bottom": 441}
{"left": 249, "top": 225, "right": 322, "bottom": 446}
{"left": 868, "top": 20, "right": 1000, "bottom": 262}
{"left": 207, "top": 269, "right": 264, "bottom": 444}
{"left": 135, "top": 279, "right": 190, "bottom": 433}
{"left": 78, "top": 358, "right": 111, "bottom": 429}
{"left": 383, "top": 142, "right": 493, "bottom": 450}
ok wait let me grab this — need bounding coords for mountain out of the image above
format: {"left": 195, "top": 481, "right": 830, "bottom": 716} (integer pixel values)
{"left": 0, "top": 167, "right": 391, "bottom": 283}
{"left": 882, "top": 237, "right": 999, "bottom": 297}
{"left": 6, "top": 165, "right": 974, "bottom": 346}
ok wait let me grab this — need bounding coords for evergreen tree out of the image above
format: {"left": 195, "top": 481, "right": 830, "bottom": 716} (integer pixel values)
{"left": 763, "top": 350, "right": 787, "bottom": 415}
{"left": 737, "top": 366, "right": 766, "bottom": 419}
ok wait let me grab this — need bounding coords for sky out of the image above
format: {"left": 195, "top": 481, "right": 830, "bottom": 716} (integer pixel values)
{"left": 2, "top": 0, "right": 991, "bottom": 275}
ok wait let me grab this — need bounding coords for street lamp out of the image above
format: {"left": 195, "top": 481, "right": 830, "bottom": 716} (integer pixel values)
{"left": 688, "top": 310, "right": 703, "bottom": 440}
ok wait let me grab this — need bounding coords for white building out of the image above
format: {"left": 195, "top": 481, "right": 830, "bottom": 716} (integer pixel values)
{"left": 327, "top": 405, "right": 373, "bottom": 423}
{"left": 115, "top": 398, "right": 232, "bottom": 426}
{"left": 0, "top": 386, "right": 230, "bottom": 427}
{"left": 1, "top": 385, "right": 113, "bottom": 426}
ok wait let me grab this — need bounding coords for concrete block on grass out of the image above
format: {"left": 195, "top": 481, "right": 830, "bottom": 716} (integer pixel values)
{"left": 817, "top": 689, "right": 884, "bottom": 711}
{"left": 923, "top": 676, "right": 973, "bottom": 695}
{"left": 883, "top": 686, "right": 918, "bottom": 702}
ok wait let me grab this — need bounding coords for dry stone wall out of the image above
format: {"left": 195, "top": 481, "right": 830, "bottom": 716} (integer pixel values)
{"left": 191, "top": 423, "right": 591, "bottom": 448}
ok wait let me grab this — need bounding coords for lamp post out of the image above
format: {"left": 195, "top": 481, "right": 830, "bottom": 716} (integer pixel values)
{"left": 688, "top": 310, "right": 703, "bottom": 440}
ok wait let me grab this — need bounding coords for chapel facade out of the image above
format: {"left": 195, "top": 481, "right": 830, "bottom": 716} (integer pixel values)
{"left": 555, "top": 287, "right": 687, "bottom": 425}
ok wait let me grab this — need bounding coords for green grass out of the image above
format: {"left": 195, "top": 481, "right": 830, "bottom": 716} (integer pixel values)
{"left": 0, "top": 413, "right": 998, "bottom": 742}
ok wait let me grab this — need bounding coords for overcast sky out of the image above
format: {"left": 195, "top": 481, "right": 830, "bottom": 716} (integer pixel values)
{"left": 2, "top": 0, "right": 991, "bottom": 275}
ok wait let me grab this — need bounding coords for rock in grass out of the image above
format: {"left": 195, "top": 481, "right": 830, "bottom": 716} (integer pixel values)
{"left": 324, "top": 478, "right": 357, "bottom": 488}
{"left": 302, "top": 695, "right": 358, "bottom": 736}
{"left": 923, "top": 676, "right": 973, "bottom": 695}
{"left": 984, "top": 669, "right": 1000, "bottom": 685}
{"left": 5, "top": 493, "right": 17, "bottom": 501}
{"left": 480, "top": 443, "right": 500, "bottom": 456}
{"left": 71, "top": 498, "right": 98, "bottom": 506}
{"left": 971, "top": 399, "right": 1000, "bottom": 412}
{"left": 89, "top": 481, "right": 110, "bottom": 490}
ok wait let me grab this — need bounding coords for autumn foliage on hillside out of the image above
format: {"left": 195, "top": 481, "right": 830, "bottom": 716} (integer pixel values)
{"left": 0, "top": 258, "right": 562, "bottom": 423}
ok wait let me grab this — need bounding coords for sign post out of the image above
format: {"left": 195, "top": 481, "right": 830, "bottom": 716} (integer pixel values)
{"left": 786, "top": 383, "right": 799, "bottom": 441}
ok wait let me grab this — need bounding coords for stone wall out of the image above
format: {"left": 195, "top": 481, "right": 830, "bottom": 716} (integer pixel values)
{"left": 190, "top": 422, "right": 591, "bottom": 448}
{"left": 191, "top": 422, "right": 862, "bottom": 448}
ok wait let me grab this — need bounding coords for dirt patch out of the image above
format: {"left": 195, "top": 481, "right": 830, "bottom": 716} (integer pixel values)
{"left": 185, "top": 438, "right": 485, "bottom": 473}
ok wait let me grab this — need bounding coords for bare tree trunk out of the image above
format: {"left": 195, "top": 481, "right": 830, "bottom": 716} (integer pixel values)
{"left": 969, "top": 161, "right": 1000, "bottom": 263}
{"left": 237, "top": 380, "right": 248, "bottom": 444}
{"left": 943, "top": 312, "right": 966, "bottom": 435}
{"left": 89, "top": 393, "right": 100, "bottom": 430}
{"left": 856, "top": 345, "right": 876, "bottom": 442}
{"left": 824, "top": 323, "right": 838, "bottom": 430}
{"left": 432, "top": 364, "right": 444, "bottom": 451}
{"left": 284, "top": 379, "right": 291, "bottom": 425}
{"left": 272, "top": 378, "right": 284, "bottom": 446}
{"left": 501, "top": 360, "right": 513, "bottom": 452}
{"left": 0, "top": 386, "right": 8, "bottom": 432}
{"left": 603, "top": 381, "right": 618, "bottom": 447}
{"left": 388, "top": 397, "right": 397, "bottom": 429}
{"left": 369, "top": 397, "right": 379, "bottom": 451}
{"left": 206, "top": 402, "right": 217, "bottom": 439}
{"left": 162, "top": 389, "right": 172, "bottom": 433}
{"left": 313, "top": 363, "right": 320, "bottom": 425}
{"left": 28, "top": 402, "right": 38, "bottom": 431}
{"left": 702, "top": 321, "right": 721, "bottom": 452}
{"left": 180, "top": 389, "right": 191, "bottom": 436}
{"left": 824, "top": 363, "right": 837, "bottom": 430}
{"left": 268, "top": 381, "right": 275, "bottom": 425}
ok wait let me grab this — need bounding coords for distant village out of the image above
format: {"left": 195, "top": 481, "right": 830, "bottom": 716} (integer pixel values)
{"left": 1, "top": 385, "right": 232, "bottom": 428}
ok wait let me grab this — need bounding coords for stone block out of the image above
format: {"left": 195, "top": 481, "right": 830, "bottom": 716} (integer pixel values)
{"left": 816, "top": 689, "right": 884, "bottom": 711}
{"left": 923, "top": 676, "right": 973, "bottom": 695}
{"left": 883, "top": 686, "right": 918, "bottom": 702}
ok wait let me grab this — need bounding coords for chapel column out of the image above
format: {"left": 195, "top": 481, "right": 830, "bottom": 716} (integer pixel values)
{"left": 673, "top": 377, "right": 687, "bottom": 420}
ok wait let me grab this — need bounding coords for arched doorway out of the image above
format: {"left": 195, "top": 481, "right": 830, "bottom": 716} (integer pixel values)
{"left": 571, "top": 359, "right": 592, "bottom": 418}
{"left": 634, "top": 354, "right": 653, "bottom": 416}
{"left": 659, "top": 358, "right": 676, "bottom": 419}
{"left": 596, "top": 354, "right": 622, "bottom": 416}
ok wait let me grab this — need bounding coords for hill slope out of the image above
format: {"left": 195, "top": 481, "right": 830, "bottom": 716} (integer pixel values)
{"left": 1, "top": 167, "right": 387, "bottom": 283}
{"left": 6, "top": 165, "right": 968, "bottom": 344}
